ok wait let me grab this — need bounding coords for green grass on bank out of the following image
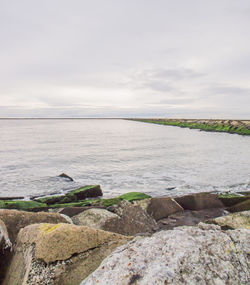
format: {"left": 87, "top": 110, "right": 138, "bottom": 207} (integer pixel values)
{"left": 132, "top": 119, "right": 250, "bottom": 136}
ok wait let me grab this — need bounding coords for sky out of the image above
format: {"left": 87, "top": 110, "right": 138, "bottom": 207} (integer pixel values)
{"left": 0, "top": 0, "right": 250, "bottom": 118}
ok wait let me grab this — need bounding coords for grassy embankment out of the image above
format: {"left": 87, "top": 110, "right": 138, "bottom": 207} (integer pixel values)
{"left": 130, "top": 119, "right": 250, "bottom": 136}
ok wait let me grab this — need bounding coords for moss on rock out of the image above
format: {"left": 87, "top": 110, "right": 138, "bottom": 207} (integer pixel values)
{"left": 0, "top": 200, "right": 47, "bottom": 211}
{"left": 119, "top": 192, "right": 151, "bottom": 202}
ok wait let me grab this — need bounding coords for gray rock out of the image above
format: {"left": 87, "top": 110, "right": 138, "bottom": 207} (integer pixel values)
{"left": 82, "top": 223, "right": 250, "bottom": 285}
{"left": 72, "top": 208, "right": 119, "bottom": 229}
{"left": 207, "top": 210, "right": 250, "bottom": 229}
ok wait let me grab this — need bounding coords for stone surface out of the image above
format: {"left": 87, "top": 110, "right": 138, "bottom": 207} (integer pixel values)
{"left": 218, "top": 195, "right": 249, "bottom": 207}
{"left": 207, "top": 211, "right": 250, "bottom": 229}
{"left": 105, "top": 201, "right": 158, "bottom": 236}
{"left": 0, "top": 209, "right": 68, "bottom": 243}
{"left": 72, "top": 208, "right": 119, "bottom": 229}
{"left": 82, "top": 223, "right": 250, "bottom": 285}
{"left": 59, "top": 206, "right": 104, "bottom": 218}
{"left": 59, "top": 173, "right": 74, "bottom": 181}
{"left": 3, "top": 223, "right": 131, "bottom": 285}
{"left": 147, "top": 197, "right": 183, "bottom": 221}
{"left": 158, "top": 208, "right": 228, "bottom": 230}
{"left": 132, "top": 198, "right": 151, "bottom": 211}
{"left": 175, "top": 193, "right": 224, "bottom": 210}
{"left": 229, "top": 199, "right": 250, "bottom": 213}
{"left": 0, "top": 219, "right": 12, "bottom": 283}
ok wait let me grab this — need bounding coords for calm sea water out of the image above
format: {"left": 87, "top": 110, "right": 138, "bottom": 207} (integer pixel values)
{"left": 0, "top": 119, "right": 249, "bottom": 198}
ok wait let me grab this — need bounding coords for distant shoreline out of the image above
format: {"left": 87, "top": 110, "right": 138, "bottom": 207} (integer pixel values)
{"left": 130, "top": 118, "right": 250, "bottom": 136}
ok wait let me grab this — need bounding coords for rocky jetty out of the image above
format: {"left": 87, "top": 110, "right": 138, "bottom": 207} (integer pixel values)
{"left": 130, "top": 118, "right": 250, "bottom": 135}
{"left": 0, "top": 187, "right": 249, "bottom": 284}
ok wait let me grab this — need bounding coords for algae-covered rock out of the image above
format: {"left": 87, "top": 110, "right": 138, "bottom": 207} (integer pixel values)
{"left": 228, "top": 199, "right": 250, "bottom": 212}
{"left": 174, "top": 193, "right": 224, "bottom": 210}
{"left": 218, "top": 193, "right": 249, "bottom": 207}
{"left": 207, "top": 211, "right": 250, "bottom": 229}
{"left": 0, "top": 200, "right": 47, "bottom": 211}
{"left": 35, "top": 185, "right": 103, "bottom": 205}
{"left": 119, "top": 192, "right": 151, "bottom": 202}
{"left": 3, "top": 223, "right": 131, "bottom": 285}
{"left": 0, "top": 209, "right": 69, "bottom": 243}
{"left": 72, "top": 208, "right": 119, "bottom": 229}
{"left": 82, "top": 224, "right": 250, "bottom": 285}
{"left": 147, "top": 197, "right": 183, "bottom": 221}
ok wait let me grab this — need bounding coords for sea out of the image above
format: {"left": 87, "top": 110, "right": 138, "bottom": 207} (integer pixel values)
{"left": 0, "top": 119, "right": 249, "bottom": 199}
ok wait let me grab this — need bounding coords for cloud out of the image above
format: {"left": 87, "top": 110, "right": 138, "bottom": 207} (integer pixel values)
{"left": 0, "top": 0, "right": 250, "bottom": 118}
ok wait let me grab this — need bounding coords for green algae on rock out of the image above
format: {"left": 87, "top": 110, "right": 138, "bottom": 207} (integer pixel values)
{"left": 0, "top": 200, "right": 47, "bottom": 211}
{"left": 119, "top": 192, "right": 151, "bottom": 202}
{"left": 130, "top": 119, "right": 250, "bottom": 136}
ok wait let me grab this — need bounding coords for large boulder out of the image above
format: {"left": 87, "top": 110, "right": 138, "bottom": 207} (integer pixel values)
{"left": 0, "top": 219, "right": 12, "bottom": 284}
{"left": 3, "top": 223, "right": 131, "bottom": 285}
{"left": 207, "top": 211, "right": 250, "bottom": 230}
{"left": 73, "top": 202, "right": 158, "bottom": 236}
{"left": 147, "top": 197, "right": 183, "bottom": 221}
{"left": 59, "top": 206, "right": 104, "bottom": 218}
{"left": 174, "top": 193, "right": 224, "bottom": 210}
{"left": 82, "top": 224, "right": 250, "bottom": 285}
{"left": 228, "top": 199, "right": 250, "bottom": 213}
{"left": 72, "top": 208, "right": 119, "bottom": 229}
{"left": 218, "top": 194, "right": 249, "bottom": 207}
{"left": 0, "top": 209, "right": 68, "bottom": 243}
{"left": 104, "top": 201, "right": 158, "bottom": 236}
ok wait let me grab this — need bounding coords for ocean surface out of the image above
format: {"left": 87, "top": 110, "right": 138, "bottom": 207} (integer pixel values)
{"left": 0, "top": 119, "right": 249, "bottom": 199}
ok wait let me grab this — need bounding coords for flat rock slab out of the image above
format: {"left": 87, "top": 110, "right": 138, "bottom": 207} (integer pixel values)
{"left": 60, "top": 206, "right": 104, "bottom": 218}
{"left": 82, "top": 224, "right": 250, "bottom": 285}
{"left": 229, "top": 199, "right": 250, "bottom": 213}
{"left": 147, "top": 197, "right": 183, "bottom": 221}
{"left": 174, "top": 193, "right": 224, "bottom": 211}
{"left": 158, "top": 208, "right": 228, "bottom": 230}
{"left": 0, "top": 209, "right": 68, "bottom": 243}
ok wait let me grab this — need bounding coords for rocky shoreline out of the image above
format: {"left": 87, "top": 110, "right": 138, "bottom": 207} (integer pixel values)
{"left": 129, "top": 118, "right": 250, "bottom": 136}
{"left": 0, "top": 185, "right": 249, "bottom": 284}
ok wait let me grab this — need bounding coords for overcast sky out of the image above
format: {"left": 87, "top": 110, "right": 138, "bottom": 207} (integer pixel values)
{"left": 0, "top": 0, "right": 250, "bottom": 118}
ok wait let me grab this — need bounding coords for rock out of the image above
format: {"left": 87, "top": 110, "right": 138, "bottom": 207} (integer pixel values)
{"left": 35, "top": 185, "right": 103, "bottom": 205}
{"left": 132, "top": 198, "right": 151, "bottom": 211}
{"left": 72, "top": 208, "right": 119, "bottom": 229}
{"left": 0, "top": 219, "right": 12, "bottom": 283}
{"left": 228, "top": 199, "right": 250, "bottom": 213}
{"left": 174, "top": 193, "right": 224, "bottom": 210}
{"left": 59, "top": 206, "right": 105, "bottom": 218}
{"left": 207, "top": 211, "right": 250, "bottom": 229}
{"left": 82, "top": 224, "right": 250, "bottom": 285}
{"left": 0, "top": 196, "right": 24, "bottom": 201}
{"left": 3, "top": 223, "right": 131, "bottom": 285}
{"left": 59, "top": 173, "right": 74, "bottom": 181}
{"left": 147, "top": 197, "right": 183, "bottom": 221}
{"left": 0, "top": 209, "right": 69, "bottom": 243}
{"left": 158, "top": 208, "right": 228, "bottom": 230}
{"left": 118, "top": 192, "right": 151, "bottom": 202}
{"left": 218, "top": 194, "right": 249, "bottom": 207}
{"left": 104, "top": 201, "right": 158, "bottom": 236}
{"left": 0, "top": 200, "right": 47, "bottom": 211}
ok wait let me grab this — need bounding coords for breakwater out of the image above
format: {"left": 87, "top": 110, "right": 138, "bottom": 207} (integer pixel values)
{"left": 130, "top": 119, "right": 250, "bottom": 135}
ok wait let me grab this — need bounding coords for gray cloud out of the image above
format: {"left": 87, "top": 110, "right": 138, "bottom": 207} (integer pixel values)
{"left": 0, "top": 0, "right": 250, "bottom": 118}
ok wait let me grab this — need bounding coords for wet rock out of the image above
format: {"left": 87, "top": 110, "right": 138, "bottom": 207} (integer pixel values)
{"left": 228, "top": 199, "right": 250, "bottom": 213}
{"left": 0, "top": 209, "right": 69, "bottom": 243}
{"left": 82, "top": 224, "right": 250, "bottom": 285}
{"left": 158, "top": 208, "right": 228, "bottom": 230}
{"left": 174, "top": 193, "right": 224, "bottom": 211}
{"left": 0, "top": 200, "right": 47, "bottom": 211}
{"left": 59, "top": 173, "right": 74, "bottom": 181}
{"left": 3, "top": 223, "right": 131, "bottom": 285}
{"left": 147, "top": 197, "right": 183, "bottom": 221}
{"left": 207, "top": 211, "right": 250, "bottom": 229}
{"left": 72, "top": 208, "right": 119, "bottom": 229}
{"left": 218, "top": 194, "right": 249, "bottom": 207}
{"left": 35, "top": 185, "right": 103, "bottom": 205}
{"left": 104, "top": 201, "right": 158, "bottom": 236}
